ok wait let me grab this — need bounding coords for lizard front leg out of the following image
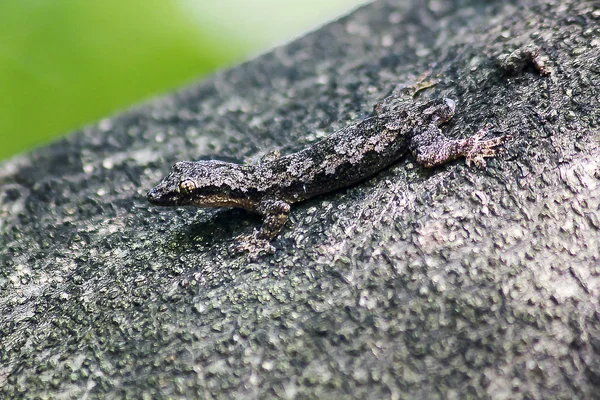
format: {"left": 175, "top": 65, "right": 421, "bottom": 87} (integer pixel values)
{"left": 255, "top": 198, "right": 291, "bottom": 241}
{"left": 233, "top": 198, "right": 291, "bottom": 256}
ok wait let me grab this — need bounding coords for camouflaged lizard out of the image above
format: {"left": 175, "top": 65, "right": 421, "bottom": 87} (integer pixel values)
{"left": 147, "top": 82, "right": 509, "bottom": 254}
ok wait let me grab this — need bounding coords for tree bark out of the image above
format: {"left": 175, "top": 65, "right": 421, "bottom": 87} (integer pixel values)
{"left": 1, "top": 0, "right": 599, "bottom": 398}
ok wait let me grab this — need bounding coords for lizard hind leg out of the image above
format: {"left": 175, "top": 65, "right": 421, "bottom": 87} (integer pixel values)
{"left": 410, "top": 123, "right": 510, "bottom": 169}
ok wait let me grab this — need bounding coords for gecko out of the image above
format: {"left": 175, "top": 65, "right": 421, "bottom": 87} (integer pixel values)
{"left": 147, "top": 82, "right": 509, "bottom": 254}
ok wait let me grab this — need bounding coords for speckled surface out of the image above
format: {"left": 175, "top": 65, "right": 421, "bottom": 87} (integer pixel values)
{"left": 1, "top": 0, "right": 600, "bottom": 398}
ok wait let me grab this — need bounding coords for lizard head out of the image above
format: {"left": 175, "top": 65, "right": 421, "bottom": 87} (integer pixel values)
{"left": 147, "top": 160, "right": 252, "bottom": 208}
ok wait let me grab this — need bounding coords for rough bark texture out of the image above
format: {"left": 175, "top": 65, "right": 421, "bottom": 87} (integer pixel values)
{"left": 1, "top": 0, "right": 600, "bottom": 398}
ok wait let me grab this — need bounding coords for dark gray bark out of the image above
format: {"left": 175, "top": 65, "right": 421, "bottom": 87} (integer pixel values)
{"left": 1, "top": 0, "right": 599, "bottom": 398}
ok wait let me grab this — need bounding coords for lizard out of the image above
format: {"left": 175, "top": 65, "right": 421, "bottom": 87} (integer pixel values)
{"left": 147, "top": 81, "right": 509, "bottom": 254}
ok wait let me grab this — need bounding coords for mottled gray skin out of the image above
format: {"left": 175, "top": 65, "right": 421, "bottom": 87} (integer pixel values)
{"left": 147, "top": 91, "right": 508, "bottom": 252}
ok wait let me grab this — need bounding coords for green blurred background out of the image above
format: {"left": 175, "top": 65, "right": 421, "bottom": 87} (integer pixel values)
{"left": 0, "top": 0, "right": 367, "bottom": 161}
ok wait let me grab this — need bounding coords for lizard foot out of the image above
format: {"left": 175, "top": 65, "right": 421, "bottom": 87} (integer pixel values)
{"left": 230, "top": 232, "right": 275, "bottom": 259}
{"left": 463, "top": 127, "right": 512, "bottom": 168}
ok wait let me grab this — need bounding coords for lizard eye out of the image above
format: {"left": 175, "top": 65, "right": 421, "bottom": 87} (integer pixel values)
{"left": 178, "top": 179, "right": 196, "bottom": 194}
